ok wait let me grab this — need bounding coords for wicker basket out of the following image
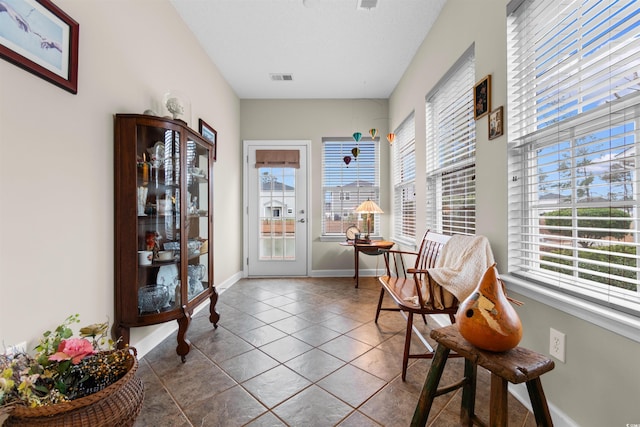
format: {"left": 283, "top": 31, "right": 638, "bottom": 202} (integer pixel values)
{"left": 4, "top": 348, "right": 144, "bottom": 427}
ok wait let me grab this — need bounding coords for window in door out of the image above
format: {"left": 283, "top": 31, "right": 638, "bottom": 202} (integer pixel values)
{"left": 259, "top": 167, "right": 295, "bottom": 259}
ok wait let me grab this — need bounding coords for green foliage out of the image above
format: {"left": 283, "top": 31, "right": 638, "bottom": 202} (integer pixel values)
{"left": 34, "top": 314, "right": 80, "bottom": 366}
{"left": 541, "top": 208, "right": 632, "bottom": 247}
{"left": 541, "top": 244, "right": 637, "bottom": 291}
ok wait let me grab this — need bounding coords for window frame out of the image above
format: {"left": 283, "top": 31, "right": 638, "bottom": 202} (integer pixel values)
{"left": 392, "top": 112, "right": 417, "bottom": 246}
{"left": 425, "top": 47, "right": 477, "bottom": 236}
{"left": 321, "top": 137, "right": 381, "bottom": 241}
{"left": 506, "top": 0, "right": 640, "bottom": 334}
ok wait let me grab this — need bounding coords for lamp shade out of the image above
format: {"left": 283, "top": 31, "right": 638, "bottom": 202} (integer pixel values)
{"left": 355, "top": 199, "right": 383, "bottom": 214}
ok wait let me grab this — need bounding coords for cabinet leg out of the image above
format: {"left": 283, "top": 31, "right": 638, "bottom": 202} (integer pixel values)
{"left": 209, "top": 287, "right": 220, "bottom": 328}
{"left": 176, "top": 306, "right": 192, "bottom": 363}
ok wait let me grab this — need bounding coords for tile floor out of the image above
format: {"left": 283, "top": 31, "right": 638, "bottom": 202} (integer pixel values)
{"left": 134, "top": 277, "right": 538, "bottom": 426}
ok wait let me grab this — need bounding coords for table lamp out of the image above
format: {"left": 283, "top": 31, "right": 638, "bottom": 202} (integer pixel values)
{"left": 355, "top": 199, "right": 383, "bottom": 242}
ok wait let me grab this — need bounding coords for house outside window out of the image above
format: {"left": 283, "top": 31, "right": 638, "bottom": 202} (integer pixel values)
{"left": 425, "top": 48, "right": 476, "bottom": 235}
{"left": 322, "top": 137, "right": 380, "bottom": 237}
{"left": 507, "top": 0, "right": 640, "bottom": 315}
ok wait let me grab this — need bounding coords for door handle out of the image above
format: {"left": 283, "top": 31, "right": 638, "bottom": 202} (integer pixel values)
{"left": 298, "top": 218, "right": 306, "bottom": 223}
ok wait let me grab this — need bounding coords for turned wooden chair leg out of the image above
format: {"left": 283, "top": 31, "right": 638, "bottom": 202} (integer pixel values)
{"left": 375, "top": 287, "right": 385, "bottom": 323}
{"left": 402, "top": 311, "right": 414, "bottom": 380}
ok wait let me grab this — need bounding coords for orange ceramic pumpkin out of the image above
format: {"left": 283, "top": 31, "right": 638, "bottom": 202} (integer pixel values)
{"left": 456, "top": 263, "right": 522, "bottom": 352}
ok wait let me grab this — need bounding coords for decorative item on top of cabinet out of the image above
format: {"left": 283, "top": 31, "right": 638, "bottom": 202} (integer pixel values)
{"left": 162, "top": 90, "right": 191, "bottom": 125}
{"left": 114, "top": 114, "right": 218, "bottom": 362}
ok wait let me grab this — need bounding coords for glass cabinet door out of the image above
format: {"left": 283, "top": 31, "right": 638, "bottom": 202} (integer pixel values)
{"left": 185, "top": 137, "right": 210, "bottom": 303}
{"left": 136, "top": 125, "right": 181, "bottom": 314}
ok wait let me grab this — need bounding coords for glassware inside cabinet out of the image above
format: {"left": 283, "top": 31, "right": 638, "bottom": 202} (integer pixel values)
{"left": 186, "top": 138, "right": 210, "bottom": 302}
{"left": 136, "top": 125, "right": 182, "bottom": 314}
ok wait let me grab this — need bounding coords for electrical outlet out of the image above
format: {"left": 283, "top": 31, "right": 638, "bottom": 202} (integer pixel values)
{"left": 549, "top": 328, "right": 565, "bottom": 362}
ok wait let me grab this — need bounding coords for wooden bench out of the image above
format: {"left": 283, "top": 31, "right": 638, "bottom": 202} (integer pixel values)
{"left": 411, "top": 325, "right": 555, "bottom": 427}
{"left": 376, "top": 230, "right": 461, "bottom": 380}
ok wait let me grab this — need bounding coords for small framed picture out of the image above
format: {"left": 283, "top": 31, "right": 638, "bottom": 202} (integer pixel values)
{"left": 488, "top": 106, "right": 504, "bottom": 140}
{"left": 0, "top": 0, "right": 79, "bottom": 94}
{"left": 473, "top": 75, "right": 491, "bottom": 120}
{"left": 198, "top": 119, "right": 217, "bottom": 161}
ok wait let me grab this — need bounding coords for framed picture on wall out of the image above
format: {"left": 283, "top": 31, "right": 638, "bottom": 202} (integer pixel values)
{"left": 198, "top": 119, "right": 217, "bottom": 161}
{"left": 473, "top": 75, "right": 491, "bottom": 120}
{"left": 0, "top": 0, "right": 79, "bottom": 94}
{"left": 488, "top": 106, "right": 504, "bottom": 140}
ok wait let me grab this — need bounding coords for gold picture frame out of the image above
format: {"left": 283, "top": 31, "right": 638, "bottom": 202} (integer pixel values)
{"left": 473, "top": 75, "right": 491, "bottom": 120}
{"left": 488, "top": 106, "right": 504, "bottom": 140}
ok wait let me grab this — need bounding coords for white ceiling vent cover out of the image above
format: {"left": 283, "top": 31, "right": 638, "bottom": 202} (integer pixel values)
{"left": 270, "top": 73, "right": 294, "bottom": 81}
{"left": 357, "top": 0, "right": 378, "bottom": 10}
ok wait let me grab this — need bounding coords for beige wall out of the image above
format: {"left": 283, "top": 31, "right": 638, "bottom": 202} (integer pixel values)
{"left": 0, "top": 0, "right": 241, "bottom": 353}
{"left": 2, "top": 1, "right": 638, "bottom": 425}
{"left": 389, "top": 1, "right": 640, "bottom": 426}
{"left": 241, "top": 99, "right": 391, "bottom": 274}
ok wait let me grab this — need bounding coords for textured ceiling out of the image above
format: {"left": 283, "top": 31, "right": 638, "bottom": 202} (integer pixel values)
{"left": 170, "top": 0, "right": 447, "bottom": 99}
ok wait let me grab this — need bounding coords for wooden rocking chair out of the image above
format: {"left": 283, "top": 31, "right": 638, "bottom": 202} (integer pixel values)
{"left": 376, "top": 230, "right": 462, "bottom": 380}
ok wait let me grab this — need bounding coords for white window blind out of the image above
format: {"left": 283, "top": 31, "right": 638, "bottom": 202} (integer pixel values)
{"left": 425, "top": 50, "right": 476, "bottom": 235}
{"left": 393, "top": 112, "right": 416, "bottom": 244}
{"left": 322, "top": 138, "right": 380, "bottom": 237}
{"left": 507, "top": 0, "right": 640, "bottom": 315}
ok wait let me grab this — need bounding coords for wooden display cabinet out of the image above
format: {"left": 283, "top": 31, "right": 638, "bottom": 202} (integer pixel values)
{"left": 113, "top": 114, "right": 218, "bottom": 361}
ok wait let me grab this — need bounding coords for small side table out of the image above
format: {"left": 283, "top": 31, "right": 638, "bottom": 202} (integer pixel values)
{"left": 411, "top": 324, "right": 555, "bottom": 427}
{"left": 340, "top": 240, "right": 394, "bottom": 288}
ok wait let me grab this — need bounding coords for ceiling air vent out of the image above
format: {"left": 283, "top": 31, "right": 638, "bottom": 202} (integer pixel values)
{"left": 270, "top": 73, "right": 293, "bottom": 81}
{"left": 357, "top": 0, "right": 378, "bottom": 10}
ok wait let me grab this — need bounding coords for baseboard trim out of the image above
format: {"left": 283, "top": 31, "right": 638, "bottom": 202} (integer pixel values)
{"left": 311, "top": 268, "right": 384, "bottom": 277}
{"left": 508, "top": 383, "right": 579, "bottom": 427}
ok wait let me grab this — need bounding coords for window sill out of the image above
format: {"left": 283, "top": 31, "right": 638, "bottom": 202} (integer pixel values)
{"left": 391, "top": 236, "right": 417, "bottom": 251}
{"left": 320, "top": 236, "right": 384, "bottom": 243}
{"left": 320, "top": 236, "right": 347, "bottom": 243}
{"left": 502, "top": 274, "right": 640, "bottom": 344}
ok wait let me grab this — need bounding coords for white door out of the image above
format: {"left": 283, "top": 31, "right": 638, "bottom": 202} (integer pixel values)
{"left": 244, "top": 141, "right": 309, "bottom": 276}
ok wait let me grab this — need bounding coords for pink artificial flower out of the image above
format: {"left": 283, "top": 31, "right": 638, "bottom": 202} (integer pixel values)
{"left": 48, "top": 338, "right": 95, "bottom": 364}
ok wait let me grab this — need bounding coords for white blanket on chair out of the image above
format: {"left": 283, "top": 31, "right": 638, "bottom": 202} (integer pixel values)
{"left": 427, "top": 234, "right": 495, "bottom": 303}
